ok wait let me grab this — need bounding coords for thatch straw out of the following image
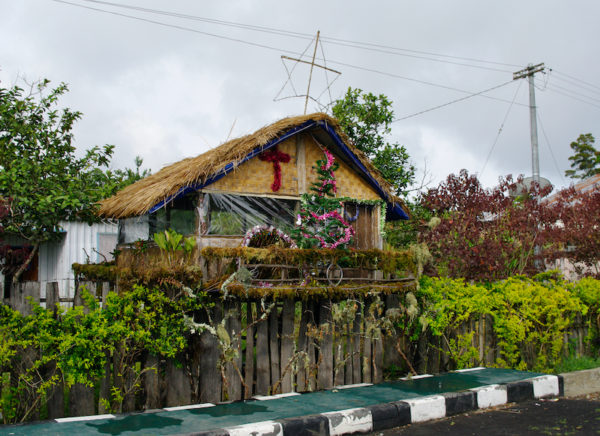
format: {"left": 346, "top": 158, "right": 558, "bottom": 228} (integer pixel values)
{"left": 98, "top": 113, "right": 402, "bottom": 218}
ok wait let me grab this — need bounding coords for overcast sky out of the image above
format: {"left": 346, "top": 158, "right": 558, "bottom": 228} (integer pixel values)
{"left": 2, "top": 0, "right": 600, "bottom": 194}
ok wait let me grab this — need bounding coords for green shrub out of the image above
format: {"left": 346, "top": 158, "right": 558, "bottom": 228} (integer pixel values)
{"left": 417, "top": 274, "right": 594, "bottom": 372}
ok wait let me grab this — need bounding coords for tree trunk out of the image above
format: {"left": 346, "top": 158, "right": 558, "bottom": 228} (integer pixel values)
{"left": 12, "top": 242, "right": 39, "bottom": 284}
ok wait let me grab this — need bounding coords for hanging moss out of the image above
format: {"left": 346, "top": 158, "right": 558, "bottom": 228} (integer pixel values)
{"left": 200, "top": 247, "right": 416, "bottom": 276}
{"left": 72, "top": 262, "right": 117, "bottom": 282}
{"left": 73, "top": 262, "right": 202, "bottom": 293}
{"left": 216, "top": 281, "right": 416, "bottom": 300}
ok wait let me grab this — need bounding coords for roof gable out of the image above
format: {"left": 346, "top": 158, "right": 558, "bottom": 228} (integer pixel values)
{"left": 98, "top": 113, "right": 409, "bottom": 220}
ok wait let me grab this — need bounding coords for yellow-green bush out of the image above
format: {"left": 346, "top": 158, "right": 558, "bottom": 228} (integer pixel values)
{"left": 417, "top": 273, "right": 598, "bottom": 372}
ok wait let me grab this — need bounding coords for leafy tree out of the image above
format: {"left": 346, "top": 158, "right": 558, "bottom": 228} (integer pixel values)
{"left": 0, "top": 79, "right": 118, "bottom": 282}
{"left": 99, "top": 155, "right": 151, "bottom": 197}
{"left": 419, "top": 170, "right": 558, "bottom": 281}
{"left": 332, "top": 87, "right": 415, "bottom": 196}
{"left": 550, "top": 186, "right": 600, "bottom": 277}
{"left": 565, "top": 133, "right": 599, "bottom": 180}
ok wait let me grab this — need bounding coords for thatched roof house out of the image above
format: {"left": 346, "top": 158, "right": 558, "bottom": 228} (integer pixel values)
{"left": 99, "top": 113, "right": 408, "bottom": 249}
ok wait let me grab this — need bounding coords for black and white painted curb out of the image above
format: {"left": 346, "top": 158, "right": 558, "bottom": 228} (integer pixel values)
{"left": 35, "top": 371, "right": 563, "bottom": 436}
{"left": 186, "top": 371, "right": 564, "bottom": 436}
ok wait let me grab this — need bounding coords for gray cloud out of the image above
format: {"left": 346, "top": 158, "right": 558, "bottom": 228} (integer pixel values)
{"left": 2, "top": 0, "right": 599, "bottom": 193}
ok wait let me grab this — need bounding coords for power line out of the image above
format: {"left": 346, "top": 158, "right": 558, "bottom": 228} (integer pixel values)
{"left": 479, "top": 80, "right": 523, "bottom": 178}
{"left": 51, "top": 0, "right": 303, "bottom": 57}
{"left": 325, "top": 60, "right": 529, "bottom": 106}
{"left": 320, "top": 36, "right": 522, "bottom": 69}
{"left": 70, "top": 0, "right": 517, "bottom": 73}
{"left": 51, "top": 0, "right": 528, "bottom": 108}
{"left": 545, "top": 82, "right": 600, "bottom": 104}
{"left": 536, "top": 111, "right": 566, "bottom": 186}
{"left": 550, "top": 72, "right": 600, "bottom": 97}
{"left": 393, "top": 80, "right": 520, "bottom": 123}
{"left": 552, "top": 69, "right": 600, "bottom": 93}
{"left": 542, "top": 83, "right": 600, "bottom": 110}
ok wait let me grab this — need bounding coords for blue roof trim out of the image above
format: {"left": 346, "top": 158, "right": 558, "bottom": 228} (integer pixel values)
{"left": 148, "top": 119, "right": 408, "bottom": 220}
{"left": 148, "top": 121, "right": 318, "bottom": 215}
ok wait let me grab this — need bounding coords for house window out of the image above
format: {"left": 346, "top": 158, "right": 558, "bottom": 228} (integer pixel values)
{"left": 150, "top": 192, "right": 198, "bottom": 236}
{"left": 206, "top": 193, "right": 298, "bottom": 236}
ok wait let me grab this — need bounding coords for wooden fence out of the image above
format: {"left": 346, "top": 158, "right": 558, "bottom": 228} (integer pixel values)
{"left": 2, "top": 280, "right": 595, "bottom": 421}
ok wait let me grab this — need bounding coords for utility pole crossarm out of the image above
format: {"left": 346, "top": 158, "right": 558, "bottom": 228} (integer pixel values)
{"left": 513, "top": 63, "right": 545, "bottom": 80}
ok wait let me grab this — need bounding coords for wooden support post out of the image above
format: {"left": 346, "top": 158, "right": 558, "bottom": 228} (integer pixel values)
{"left": 334, "top": 326, "right": 345, "bottom": 386}
{"left": 11, "top": 281, "right": 40, "bottom": 315}
{"left": 45, "top": 282, "right": 64, "bottom": 419}
{"left": 280, "top": 299, "right": 295, "bottom": 393}
{"left": 363, "top": 298, "right": 373, "bottom": 383}
{"left": 224, "top": 300, "right": 242, "bottom": 401}
{"left": 269, "top": 303, "right": 281, "bottom": 394}
{"left": 244, "top": 302, "right": 255, "bottom": 399}
{"left": 199, "top": 300, "right": 222, "bottom": 403}
{"left": 373, "top": 328, "right": 384, "bottom": 384}
{"left": 344, "top": 322, "right": 352, "bottom": 385}
{"left": 144, "top": 354, "right": 161, "bottom": 410}
{"left": 296, "top": 300, "right": 310, "bottom": 392}
{"left": 352, "top": 302, "right": 362, "bottom": 384}
{"left": 255, "top": 312, "right": 270, "bottom": 394}
{"left": 317, "top": 300, "right": 333, "bottom": 390}
{"left": 165, "top": 360, "right": 191, "bottom": 407}
{"left": 97, "top": 350, "right": 112, "bottom": 414}
{"left": 69, "top": 281, "right": 95, "bottom": 416}
{"left": 383, "top": 294, "right": 400, "bottom": 368}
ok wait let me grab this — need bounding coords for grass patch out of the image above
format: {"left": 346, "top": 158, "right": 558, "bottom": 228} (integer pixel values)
{"left": 553, "top": 355, "right": 600, "bottom": 373}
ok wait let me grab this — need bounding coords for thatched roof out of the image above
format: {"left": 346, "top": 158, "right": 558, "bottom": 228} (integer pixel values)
{"left": 98, "top": 113, "right": 407, "bottom": 219}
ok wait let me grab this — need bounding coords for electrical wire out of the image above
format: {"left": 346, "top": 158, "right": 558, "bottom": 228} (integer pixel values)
{"left": 51, "top": 0, "right": 303, "bottom": 57}
{"left": 393, "top": 80, "right": 519, "bottom": 123}
{"left": 550, "top": 72, "right": 600, "bottom": 97}
{"left": 552, "top": 69, "right": 600, "bottom": 93}
{"left": 51, "top": 0, "right": 527, "bottom": 108}
{"left": 479, "top": 80, "right": 523, "bottom": 178}
{"left": 536, "top": 110, "right": 566, "bottom": 186}
{"left": 543, "top": 85, "right": 600, "bottom": 110}
{"left": 545, "top": 82, "right": 600, "bottom": 104}
{"left": 67, "top": 0, "right": 517, "bottom": 73}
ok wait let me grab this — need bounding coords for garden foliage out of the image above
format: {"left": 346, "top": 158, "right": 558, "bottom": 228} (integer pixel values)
{"left": 418, "top": 169, "right": 600, "bottom": 281}
{"left": 0, "top": 285, "right": 205, "bottom": 423}
{"left": 416, "top": 273, "right": 599, "bottom": 372}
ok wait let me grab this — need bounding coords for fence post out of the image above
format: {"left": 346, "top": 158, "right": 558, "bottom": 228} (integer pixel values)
{"left": 10, "top": 281, "right": 40, "bottom": 316}
{"left": 199, "top": 300, "right": 222, "bottom": 403}
{"left": 68, "top": 281, "right": 95, "bottom": 417}
{"left": 45, "top": 282, "right": 64, "bottom": 419}
{"left": 317, "top": 299, "right": 333, "bottom": 390}
{"left": 224, "top": 299, "right": 242, "bottom": 401}
{"left": 268, "top": 302, "right": 280, "bottom": 394}
{"left": 255, "top": 301, "right": 270, "bottom": 395}
{"left": 244, "top": 302, "right": 255, "bottom": 399}
{"left": 279, "top": 298, "right": 295, "bottom": 393}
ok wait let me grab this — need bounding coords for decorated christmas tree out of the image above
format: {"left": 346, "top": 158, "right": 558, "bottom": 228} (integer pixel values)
{"left": 292, "top": 148, "right": 355, "bottom": 249}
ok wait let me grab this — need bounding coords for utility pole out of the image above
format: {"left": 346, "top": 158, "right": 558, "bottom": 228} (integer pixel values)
{"left": 279, "top": 31, "right": 341, "bottom": 114}
{"left": 513, "top": 63, "right": 545, "bottom": 185}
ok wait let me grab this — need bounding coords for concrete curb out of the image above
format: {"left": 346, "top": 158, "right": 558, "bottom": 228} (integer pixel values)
{"left": 5, "top": 368, "right": 598, "bottom": 436}
{"left": 187, "top": 373, "right": 564, "bottom": 436}
{"left": 560, "top": 367, "right": 600, "bottom": 397}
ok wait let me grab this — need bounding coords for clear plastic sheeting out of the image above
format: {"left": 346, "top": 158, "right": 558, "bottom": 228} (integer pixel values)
{"left": 150, "top": 194, "right": 197, "bottom": 236}
{"left": 119, "top": 216, "right": 150, "bottom": 243}
{"left": 206, "top": 193, "right": 299, "bottom": 236}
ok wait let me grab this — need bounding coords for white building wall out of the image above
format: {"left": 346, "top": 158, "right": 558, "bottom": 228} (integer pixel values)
{"left": 38, "top": 220, "right": 118, "bottom": 298}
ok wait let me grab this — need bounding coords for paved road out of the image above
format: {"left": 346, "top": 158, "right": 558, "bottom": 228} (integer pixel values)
{"left": 370, "top": 394, "right": 600, "bottom": 436}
